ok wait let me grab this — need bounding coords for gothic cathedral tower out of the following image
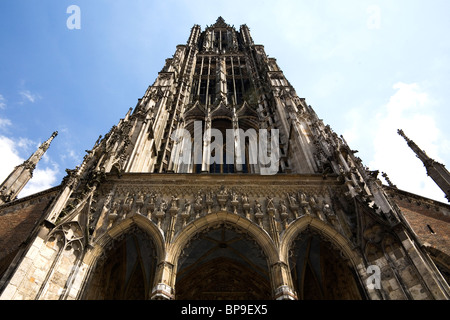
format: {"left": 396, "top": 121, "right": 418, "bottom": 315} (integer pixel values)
{"left": 0, "top": 17, "right": 449, "bottom": 300}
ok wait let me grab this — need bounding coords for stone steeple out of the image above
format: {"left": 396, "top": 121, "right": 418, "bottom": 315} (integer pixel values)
{"left": 398, "top": 129, "right": 450, "bottom": 201}
{"left": 1, "top": 19, "right": 449, "bottom": 302}
{"left": 0, "top": 131, "right": 58, "bottom": 204}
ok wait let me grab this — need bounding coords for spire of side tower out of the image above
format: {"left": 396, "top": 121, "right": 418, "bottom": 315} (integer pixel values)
{"left": 0, "top": 131, "right": 58, "bottom": 204}
{"left": 398, "top": 129, "right": 450, "bottom": 201}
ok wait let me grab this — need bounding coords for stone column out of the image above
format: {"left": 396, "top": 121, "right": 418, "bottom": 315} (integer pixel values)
{"left": 151, "top": 261, "right": 176, "bottom": 300}
{"left": 270, "top": 261, "right": 297, "bottom": 300}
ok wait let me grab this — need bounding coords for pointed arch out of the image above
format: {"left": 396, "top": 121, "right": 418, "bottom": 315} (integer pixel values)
{"left": 86, "top": 214, "right": 165, "bottom": 266}
{"left": 79, "top": 214, "right": 165, "bottom": 300}
{"left": 184, "top": 100, "right": 206, "bottom": 121}
{"left": 210, "top": 101, "right": 233, "bottom": 121}
{"left": 236, "top": 101, "right": 259, "bottom": 120}
{"left": 167, "top": 211, "right": 278, "bottom": 266}
{"left": 280, "top": 215, "right": 362, "bottom": 266}
{"left": 167, "top": 211, "right": 278, "bottom": 299}
{"left": 280, "top": 215, "right": 366, "bottom": 299}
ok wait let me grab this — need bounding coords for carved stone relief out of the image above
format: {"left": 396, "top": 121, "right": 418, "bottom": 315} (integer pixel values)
{"left": 87, "top": 181, "right": 347, "bottom": 247}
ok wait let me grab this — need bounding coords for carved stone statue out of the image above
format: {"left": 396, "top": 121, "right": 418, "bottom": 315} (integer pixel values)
{"left": 287, "top": 193, "right": 300, "bottom": 218}
{"left": 169, "top": 195, "right": 179, "bottom": 215}
{"left": 230, "top": 190, "right": 240, "bottom": 214}
{"left": 280, "top": 200, "right": 288, "bottom": 215}
{"left": 206, "top": 191, "right": 214, "bottom": 213}
{"left": 288, "top": 193, "right": 297, "bottom": 207}
{"left": 279, "top": 200, "right": 289, "bottom": 228}
{"left": 158, "top": 199, "right": 167, "bottom": 213}
{"left": 232, "top": 190, "right": 239, "bottom": 202}
{"left": 242, "top": 193, "right": 249, "bottom": 204}
{"left": 108, "top": 200, "right": 120, "bottom": 227}
{"left": 254, "top": 200, "right": 264, "bottom": 227}
{"left": 155, "top": 199, "right": 167, "bottom": 228}
{"left": 184, "top": 200, "right": 192, "bottom": 215}
{"left": 217, "top": 187, "right": 228, "bottom": 211}
{"left": 299, "top": 192, "right": 308, "bottom": 205}
{"left": 136, "top": 192, "right": 145, "bottom": 214}
{"left": 171, "top": 195, "right": 179, "bottom": 209}
{"left": 122, "top": 196, "right": 133, "bottom": 217}
{"left": 242, "top": 193, "right": 251, "bottom": 219}
{"left": 323, "top": 203, "right": 334, "bottom": 216}
{"left": 254, "top": 200, "right": 263, "bottom": 215}
{"left": 195, "top": 191, "right": 203, "bottom": 205}
{"left": 181, "top": 200, "right": 192, "bottom": 226}
{"left": 309, "top": 195, "right": 318, "bottom": 208}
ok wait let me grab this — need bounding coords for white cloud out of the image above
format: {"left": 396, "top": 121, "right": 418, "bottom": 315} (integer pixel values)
{"left": 0, "top": 118, "right": 12, "bottom": 130}
{"left": 0, "top": 135, "right": 24, "bottom": 182}
{"left": 20, "top": 164, "right": 59, "bottom": 198}
{"left": 368, "top": 82, "right": 448, "bottom": 202}
{"left": 19, "top": 90, "right": 41, "bottom": 104}
{"left": 0, "top": 134, "right": 59, "bottom": 199}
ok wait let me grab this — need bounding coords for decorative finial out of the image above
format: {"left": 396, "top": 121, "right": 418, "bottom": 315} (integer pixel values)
{"left": 397, "top": 129, "right": 410, "bottom": 142}
{"left": 382, "top": 172, "right": 397, "bottom": 188}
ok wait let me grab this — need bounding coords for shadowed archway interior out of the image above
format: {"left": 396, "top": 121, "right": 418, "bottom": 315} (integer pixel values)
{"left": 175, "top": 223, "right": 271, "bottom": 300}
{"left": 289, "top": 231, "right": 364, "bottom": 300}
{"left": 82, "top": 228, "right": 158, "bottom": 300}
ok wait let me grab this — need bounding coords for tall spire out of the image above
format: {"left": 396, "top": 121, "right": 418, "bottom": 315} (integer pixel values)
{"left": 0, "top": 131, "right": 58, "bottom": 204}
{"left": 213, "top": 16, "right": 229, "bottom": 28}
{"left": 398, "top": 129, "right": 450, "bottom": 201}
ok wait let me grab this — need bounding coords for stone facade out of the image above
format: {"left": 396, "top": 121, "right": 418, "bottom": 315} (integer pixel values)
{"left": 0, "top": 17, "right": 449, "bottom": 300}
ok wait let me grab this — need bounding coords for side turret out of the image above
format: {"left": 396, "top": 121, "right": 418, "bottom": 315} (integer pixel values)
{"left": 398, "top": 129, "right": 450, "bottom": 202}
{"left": 0, "top": 131, "right": 58, "bottom": 204}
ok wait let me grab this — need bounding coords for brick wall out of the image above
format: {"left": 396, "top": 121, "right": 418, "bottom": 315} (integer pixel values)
{"left": 0, "top": 190, "right": 58, "bottom": 279}
{"left": 387, "top": 188, "right": 450, "bottom": 285}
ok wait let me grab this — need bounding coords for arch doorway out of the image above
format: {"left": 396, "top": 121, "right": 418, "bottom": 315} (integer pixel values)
{"left": 82, "top": 228, "right": 158, "bottom": 300}
{"left": 175, "top": 223, "right": 272, "bottom": 300}
{"left": 289, "top": 231, "right": 364, "bottom": 300}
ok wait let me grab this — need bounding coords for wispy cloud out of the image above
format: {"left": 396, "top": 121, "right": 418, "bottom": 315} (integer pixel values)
{"left": 60, "top": 147, "right": 78, "bottom": 162}
{"left": 369, "top": 82, "right": 448, "bottom": 202}
{"left": 19, "top": 90, "right": 41, "bottom": 104}
{"left": 20, "top": 163, "right": 59, "bottom": 198}
{"left": 343, "top": 82, "right": 448, "bottom": 202}
{"left": 0, "top": 117, "right": 12, "bottom": 130}
{"left": 0, "top": 94, "right": 6, "bottom": 109}
{"left": 0, "top": 135, "right": 24, "bottom": 182}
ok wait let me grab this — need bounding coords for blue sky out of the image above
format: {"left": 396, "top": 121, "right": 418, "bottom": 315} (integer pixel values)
{"left": 0, "top": 0, "right": 449, "bottom": 203}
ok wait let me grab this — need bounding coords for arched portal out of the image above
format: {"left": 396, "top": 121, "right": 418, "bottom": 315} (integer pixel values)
{"left": 175, "top": 223, "right": 272, "bottom": 300}
{"left": 82, "top": 227, "right": 158, "bottom": 300}
{"left": 289, "top": 230, "right": 364, "bottom": 300}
